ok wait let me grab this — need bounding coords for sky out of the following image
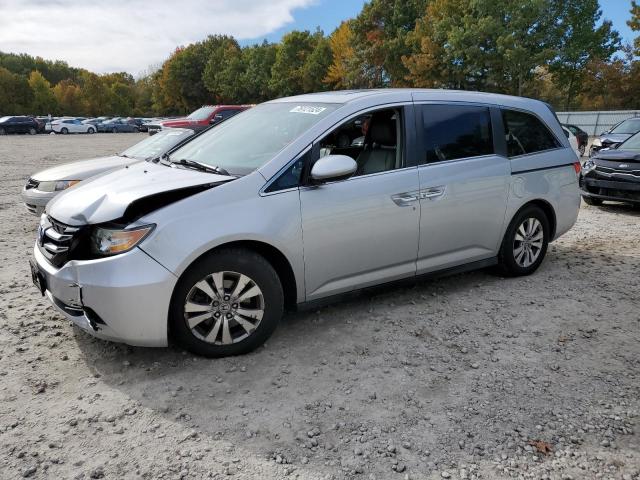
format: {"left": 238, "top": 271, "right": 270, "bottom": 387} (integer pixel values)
{"left": 0, "top": 0, "right": 635, "bottom": 76}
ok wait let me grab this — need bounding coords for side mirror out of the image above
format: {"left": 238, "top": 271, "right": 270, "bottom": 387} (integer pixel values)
{"left": 310, "top": 155, "right": 357, "bottom": 182}
{"left": 210, "top": 114, "right": 223, "bottom": 124}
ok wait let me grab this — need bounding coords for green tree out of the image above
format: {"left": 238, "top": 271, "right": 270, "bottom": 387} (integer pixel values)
{"left": 0, "top": 66, "right": 33, "bottom": 114}
{"left": 350, "top": 0, "right": 428, "bottom": 87}
{"left": 28, "top": 70, "right": 57, "bottom": 114}
{"left": 270, "top": 30, "right": 326, "bottom": 97}
{"left": 240, "top": 42, "right": 277, "bottom": 102}
{"left": 548, "top": 0, "right": 620, "bottom": 110}
{"left": 628, "top": 0, "right": 640, "bottom": 56}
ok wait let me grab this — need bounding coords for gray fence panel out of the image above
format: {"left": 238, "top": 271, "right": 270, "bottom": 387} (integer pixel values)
{"left": 557, "top": 110, "right": 640, "bottom": 136}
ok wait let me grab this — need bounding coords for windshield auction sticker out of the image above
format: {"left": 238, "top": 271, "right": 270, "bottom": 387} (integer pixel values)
{"left": 290, "top": 106, "right": 327, "bottom": 115}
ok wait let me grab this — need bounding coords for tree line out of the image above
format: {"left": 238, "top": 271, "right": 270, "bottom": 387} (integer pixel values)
{"left": 1, "top": 0, "right": 639, "bottom": 118}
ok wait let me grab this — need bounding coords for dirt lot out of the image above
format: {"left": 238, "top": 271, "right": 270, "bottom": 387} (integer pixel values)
{"left": 0, "top": 134, "right": 639, "bottom": 480}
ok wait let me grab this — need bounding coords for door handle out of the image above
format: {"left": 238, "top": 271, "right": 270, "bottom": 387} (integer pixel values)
{"left": 391, "top": 192, "right": 418, "bottom": 207}
{"left": 420, "top": 186, "right": 446, "bottom": 199}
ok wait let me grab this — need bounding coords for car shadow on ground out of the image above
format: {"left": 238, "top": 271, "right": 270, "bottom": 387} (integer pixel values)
{"left": 70, "top": 237, "right": 639, "bottom": 470}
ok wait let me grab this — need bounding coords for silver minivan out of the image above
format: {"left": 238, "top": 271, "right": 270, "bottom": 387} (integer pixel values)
{"left": 31, "top": 90, "right": 581, "bottom": 357}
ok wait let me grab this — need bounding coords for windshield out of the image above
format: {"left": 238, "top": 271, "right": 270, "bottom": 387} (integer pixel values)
{"left": 187, "top": 106, "right": 217, "bottom": 121}
{"left": 122, "top": 128, "right": 194, "bottom": 159}
{"left": 619, "top": 131, "right": 640, "bottom": 151}
{"left": 170, "top": 102, "right": 340, "bottom": 175}
{"left": 611, "top": 118, "right": 640, "bottom": 135}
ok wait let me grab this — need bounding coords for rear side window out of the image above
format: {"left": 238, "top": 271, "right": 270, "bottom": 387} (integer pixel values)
{"left": 421, "top": 104, "right": 493, "bottom": 164}
{"left": 501, "top": 109, "right": 560, "bottom": 157}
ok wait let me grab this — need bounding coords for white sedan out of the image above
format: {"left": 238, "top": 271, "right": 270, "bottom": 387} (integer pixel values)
{"left": 562, "top": 127, "right": 581, "bottom": 159}
{"left": 46, "top": 118, "right": 96, "bottom": 134}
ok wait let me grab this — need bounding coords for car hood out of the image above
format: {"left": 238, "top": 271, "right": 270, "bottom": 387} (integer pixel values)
{"left": 599, "top": 133, "right": 632, "bottom": 144}
{"left": 32, "top": 155, "right": 137, "bottom": 182}
{"left": 47, "top": 161, "right": 233, "bottom": 226}
{"left": 593, "top": 149, "right": 640, "bottom": 162}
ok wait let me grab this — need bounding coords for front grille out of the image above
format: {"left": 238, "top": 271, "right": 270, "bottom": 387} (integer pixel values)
{"left": 595, "top": 165, "right": 640, "bottom": 179}
{"left": 38, "top": 216, "right": 89, "bottom": 268}
{"left": 25, "top": 178, "right": 39, "bottom": 190}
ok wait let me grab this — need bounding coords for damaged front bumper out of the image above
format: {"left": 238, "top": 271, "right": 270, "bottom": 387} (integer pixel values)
{"left": 32, "top": 244, "right": 177, "bottom": 347}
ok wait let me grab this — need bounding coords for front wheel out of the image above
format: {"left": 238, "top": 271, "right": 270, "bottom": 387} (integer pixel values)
{"left": 87, "top": 127, "right": 95, "bottom": 134}
{"left": 498, "top": 205, "right": 550, "bottom": 277}
{"left": 582, "top": 196, "right": 602, "bottom": 206}
{"left": 0, "top": 127, "right": 5, "bottom": 135}
{"left": 578, "top": 144, "right": 585, "bottom": 157}
{"left": 61, "top": 127, "right": 68, "bottom": 134}
{"left": 169, "top": 248, "right": 284, "bottom": 357}
{"left": 112, "top": 127, "right": 117, "bottom": 133}
{"left": 29, "top": 127, "right": 37, "bottom": 135}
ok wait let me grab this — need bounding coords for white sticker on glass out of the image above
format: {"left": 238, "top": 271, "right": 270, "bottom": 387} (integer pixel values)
{"left": 290, "top": 106, "right": 326, "bottom": 115}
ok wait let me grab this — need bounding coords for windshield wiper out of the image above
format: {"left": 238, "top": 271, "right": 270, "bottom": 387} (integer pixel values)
{"left": 172, "top": 159, "right": 233, "bottom": 176}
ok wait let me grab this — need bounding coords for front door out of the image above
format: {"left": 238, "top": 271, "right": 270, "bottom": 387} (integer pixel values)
{"left": 299, "top": 105, "right": 420, "bottom": 300}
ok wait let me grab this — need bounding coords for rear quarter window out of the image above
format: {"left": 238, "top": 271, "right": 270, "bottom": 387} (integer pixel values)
{"left": 501, "top": 109, "right": 560, "bottom": 157}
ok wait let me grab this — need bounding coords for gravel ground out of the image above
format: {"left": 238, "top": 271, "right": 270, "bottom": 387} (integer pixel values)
{"left": 0, "top": 134, "right": 638, "bottom": 480}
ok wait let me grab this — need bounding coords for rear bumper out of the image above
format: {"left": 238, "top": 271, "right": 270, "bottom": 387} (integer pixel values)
{"left": 33, "top": 244, "right": 177, "bottom": 347}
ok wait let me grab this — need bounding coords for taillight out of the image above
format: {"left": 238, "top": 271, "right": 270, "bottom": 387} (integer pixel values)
{"left": 573, "top": 162, "right": 581, "bottom": 175}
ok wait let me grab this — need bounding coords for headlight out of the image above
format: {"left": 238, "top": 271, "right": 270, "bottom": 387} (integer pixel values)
{"left": 582, "top": 160, "right": 596, "bottom": 172}
{"left": 90, "top": 224, "right": 155, "bottom": 256}
{"left": 37, "top": 180, "right": 81, "bottom": 192}
{"left": 592, "top": 138, "right": 602, "bottom": 147}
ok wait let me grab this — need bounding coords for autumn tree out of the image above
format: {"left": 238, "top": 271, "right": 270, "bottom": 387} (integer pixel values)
{"left": 53, "top": 80, "right": 85, "bottom": 115}
{"left": 28, "top": 70, "right": 57, "bottom": 114}
{"left": 324, "top": 21, "right": 356, "bottom": 89}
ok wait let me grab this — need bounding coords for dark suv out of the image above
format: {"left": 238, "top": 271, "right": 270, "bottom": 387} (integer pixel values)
{"left": 0, "top": 116, "right": 40, "bottom": 135}
{"left": 580, "top": 131, "right": 640, "bottom": 207}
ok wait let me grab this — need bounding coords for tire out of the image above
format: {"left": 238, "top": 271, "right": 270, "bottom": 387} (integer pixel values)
{"left": 169, "top": 248, "right": 284, "bottom": 357}
{"left": 578, "top": 144, "right": 585, "bottom": 157}
{"left": 29, "top": 127, "right": 37, "bottom": 135}
{"left": 582, "top": 196, "right": 602, "bottom": 206}
{"left": 0, "top": 127, "right": 6, "bottom": 135}
{"left": 112, "top": 128, "right": 117, "bottom": 133}
{"left": 87, "top": 127, "right": 95, "bottom": 134}
{"left": 497, "top": 204, "right": 550, "bottom": 277}
{"left": 61, "top": 127, "right": 68, "bottom": 134}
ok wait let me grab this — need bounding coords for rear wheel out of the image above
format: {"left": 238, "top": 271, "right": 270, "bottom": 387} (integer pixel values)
{"left": 169, "top": 248, "right": 284, "bottom": 357}
{"left": 112, "top": 127, "right": 117, "bottom": 133}
{"left": 87, "top": 127, "right": 95, "bottom": 134}
{"left": 0, "top": 127, "right": 5, "bottom": 135}
{"left": 61, "top": 127, "right": 68, "bottom": 134}
{"left": 582, "top": 196, "right": 602, "bottom": 206}
{"left": 498, "top": 205, "right": 549, "bottom": 277}
{"left": 28, "top": 127, "right": 37, "bottom": 135}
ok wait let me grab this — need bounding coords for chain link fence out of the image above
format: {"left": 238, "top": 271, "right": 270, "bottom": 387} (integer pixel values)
{"left": 556, "top": 110, "right": 640, "bottom": 136}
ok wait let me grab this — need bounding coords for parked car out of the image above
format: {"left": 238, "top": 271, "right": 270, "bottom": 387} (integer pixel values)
{"left": 580, "top": 130, "right": 640, "bottom": 207}
{"left": 562, "top": 124, "right": 588, "bottom": 156}
{"left": 590, "top": 117, "right": 640, "bottom": 157}
{"left": 30, "top": 90, "right": 580, "bottom": 357}
{"left": 97, "top": 118, "right": 139, "bottom": 133}
{"left": 562, "top": 127, "right": 581, "bottom": 158}
{"left": 137, "top": 118, "right": 154, "bottom": 132}
{"left": 82, "top": 118, "right": 103, "bottom": 126}
{"left": 146, "top": 105, "right": 250, "bottom": 135}
{"left": 46, "top": 118, "right": 97, "bottom": 134}
{"left": 22, "top": 128, "right": 196, "bottom": 215}
{"left": 0, "top": 116, "right": 39, "bottom": 135}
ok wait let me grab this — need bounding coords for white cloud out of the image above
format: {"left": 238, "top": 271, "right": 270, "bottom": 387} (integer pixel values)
{"left": 0, "top": 0, "right": 315, "bottom": 75}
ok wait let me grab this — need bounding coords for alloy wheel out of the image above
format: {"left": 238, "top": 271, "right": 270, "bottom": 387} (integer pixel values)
{"left": 183, "top": 271, "right": 265, "bottom": 345}
{"left": 513, "top": 217, "right": 544, "bottom": 268}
